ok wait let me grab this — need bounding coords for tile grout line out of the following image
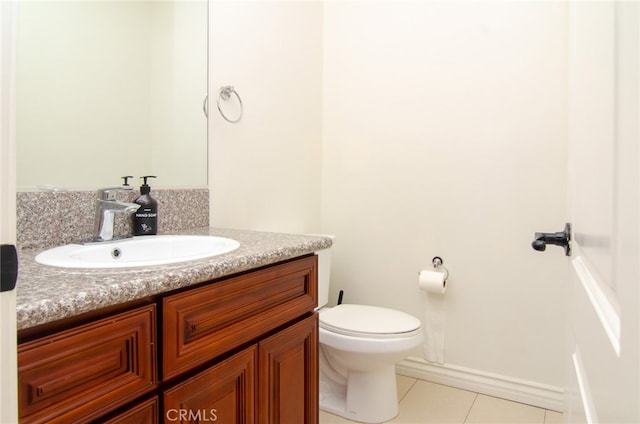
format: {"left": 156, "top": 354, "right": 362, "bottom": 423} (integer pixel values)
{"left": 462, "top": 392, "right": 479, "bottom": 424}
{"left": 398, "top": 378, "right": 419, "bottom": 403}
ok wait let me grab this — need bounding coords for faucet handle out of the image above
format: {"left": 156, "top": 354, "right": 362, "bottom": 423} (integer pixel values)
{"left": 97, "top": 186, "right": 133, "bottom": 201}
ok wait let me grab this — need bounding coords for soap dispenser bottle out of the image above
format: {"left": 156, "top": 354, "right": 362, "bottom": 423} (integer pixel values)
{"left": 133, "top": 176, "right": 158, "bottom": 236}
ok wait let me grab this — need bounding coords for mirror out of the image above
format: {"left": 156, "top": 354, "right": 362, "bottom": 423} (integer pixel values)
{"left": 16, "top": 0, "right": 208, "bottom": 190}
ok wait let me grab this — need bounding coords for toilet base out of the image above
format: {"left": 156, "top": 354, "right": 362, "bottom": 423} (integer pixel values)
{"left": 320, "top": 364, "right": 399, "bottom": 423}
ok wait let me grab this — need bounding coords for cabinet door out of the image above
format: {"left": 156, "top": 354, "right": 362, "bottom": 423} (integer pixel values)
{"left": 102, "top": 396, "right": 159, "bottom": 424}
{"left": 18, "top": 305, "right": 156, "bottom": 424}
{"left": 163, "top": 345, "right": 257, "bottom": 424}
{"left": 258, "top": 313, "right": 318, "bottom": 424}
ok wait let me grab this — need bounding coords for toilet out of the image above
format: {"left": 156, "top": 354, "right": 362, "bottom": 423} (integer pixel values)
{"left": 316, "top": 238, "right": 423, "bottom": 423}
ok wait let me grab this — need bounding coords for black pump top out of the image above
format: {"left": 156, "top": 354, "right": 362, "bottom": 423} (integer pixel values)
{"left": 121, "top": 175, "right": 133, "bottom": 186}
{"left": 140, "top": 175, "right": 157, "bottom": 194}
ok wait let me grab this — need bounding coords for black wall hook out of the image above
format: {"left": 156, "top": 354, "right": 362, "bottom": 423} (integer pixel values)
{"left": 532, "top": 223, "right": 571, "bottom": 256}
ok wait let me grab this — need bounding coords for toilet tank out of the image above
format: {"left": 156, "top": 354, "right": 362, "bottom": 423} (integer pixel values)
{"left": 314, "top": 235, "right": 335, "bottom": 309}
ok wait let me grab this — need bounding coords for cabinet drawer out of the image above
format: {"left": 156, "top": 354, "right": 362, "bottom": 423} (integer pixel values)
{"left": 163, "top": 255, "right": 317, "bottom": 379}
{"left": 18, "top": 305, "right": 157, "bottom": 424}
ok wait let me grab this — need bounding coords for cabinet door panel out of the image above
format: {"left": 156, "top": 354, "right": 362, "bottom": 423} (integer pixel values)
{"left": 163, "top": 345, "right": 257, "bottom": 424}
{"left": 18, "top": 305, "right": 156, "bottom": 424}
{"left": 102, "top": 396, "right": 159, "bottom": 424}
{"left": 163, "top": 256, "right": 317, "bottom": 379}
{"left": 259, "top": 313, "right": 318, "bottom": 424}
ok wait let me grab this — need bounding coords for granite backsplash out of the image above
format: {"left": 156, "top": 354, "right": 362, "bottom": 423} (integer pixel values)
{"left": 17, "top": 189, "right": 209, "bottom": 250}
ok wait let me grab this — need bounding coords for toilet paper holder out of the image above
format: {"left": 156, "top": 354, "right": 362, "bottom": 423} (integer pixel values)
{"left": 431, "top": 256, "right": 449, "bottom": 280}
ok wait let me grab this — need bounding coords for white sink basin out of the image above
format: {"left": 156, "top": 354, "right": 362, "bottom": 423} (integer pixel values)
{"left": 35, "top": 235, "right": 240, "bottom": 269}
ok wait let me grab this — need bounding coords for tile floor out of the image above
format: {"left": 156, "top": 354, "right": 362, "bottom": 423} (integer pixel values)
{"left": 319, "top": 375, "right": 564, "bottom": 424}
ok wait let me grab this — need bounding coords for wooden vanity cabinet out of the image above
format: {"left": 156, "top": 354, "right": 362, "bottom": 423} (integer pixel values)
{"left": 17, "top": 255, "right": 319, "bottom": 424}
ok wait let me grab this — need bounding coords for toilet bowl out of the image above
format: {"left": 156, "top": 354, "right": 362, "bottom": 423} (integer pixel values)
{"left": 313, "top": 235, "right": 423, "bottom": 423}
{"left": 318, "top": 304, "right": 423, "bottom": 423}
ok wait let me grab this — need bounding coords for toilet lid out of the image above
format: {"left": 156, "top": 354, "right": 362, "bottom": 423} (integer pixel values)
{"left": 319, "top": 304, "right": 421, "bottom": 338}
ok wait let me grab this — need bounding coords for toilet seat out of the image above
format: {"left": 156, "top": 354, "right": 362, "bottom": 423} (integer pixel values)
{"left": 320, "top": 304, "right": 421, "bottom": 339}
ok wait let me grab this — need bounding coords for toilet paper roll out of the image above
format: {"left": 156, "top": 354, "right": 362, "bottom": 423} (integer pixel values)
{"left": 418, "top": 269, "right": 447, "bottom": 364}
{"left": 418, "top": 270, "right": 447, "bottom": 294}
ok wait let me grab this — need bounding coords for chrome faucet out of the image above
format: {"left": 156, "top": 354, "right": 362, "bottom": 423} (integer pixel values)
{"left": 93, "top": 187, "right": 140, "bottom": 242}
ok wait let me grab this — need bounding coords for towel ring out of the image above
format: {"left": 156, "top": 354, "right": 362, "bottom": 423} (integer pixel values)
{"left": 216, "top": 85, "right": 243, "bottom": 123}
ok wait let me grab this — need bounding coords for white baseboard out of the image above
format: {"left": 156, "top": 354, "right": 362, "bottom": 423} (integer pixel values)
{"left": 396, "top": 356, "right": 565, "bottom": 412}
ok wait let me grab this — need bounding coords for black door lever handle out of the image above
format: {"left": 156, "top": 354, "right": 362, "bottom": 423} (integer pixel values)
{"left": 1, "top": 244, "right": 18, "bottom": 292}
{"left": 532, "top": 223, "right": 571, "bottom": 256}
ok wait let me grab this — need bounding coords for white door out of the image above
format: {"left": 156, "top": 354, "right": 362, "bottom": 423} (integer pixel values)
{"left": 0, "top": 0, "right": 18, "bottom": 422}
{"left": 565, "top": 1, "right": 639, "bottom": 423}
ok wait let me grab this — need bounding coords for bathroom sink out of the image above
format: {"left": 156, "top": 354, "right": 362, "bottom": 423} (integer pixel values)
{"left": 35, "top": 235, "right": 240, "bottom": 269}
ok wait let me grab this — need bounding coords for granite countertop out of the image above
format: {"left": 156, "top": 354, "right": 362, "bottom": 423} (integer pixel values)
{"left": 16, "top": 227, "right": 332, "bottom": 331}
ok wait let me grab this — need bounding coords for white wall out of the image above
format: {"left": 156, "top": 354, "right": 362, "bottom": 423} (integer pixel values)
{"left": 209, "top": 0, "right": 323, "bottom": 233}
{"left": 322, "top": 1, "right": 568, "bottom": 387}
{"left": 208, "top": 0, "right": 569, "bottom": 393}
